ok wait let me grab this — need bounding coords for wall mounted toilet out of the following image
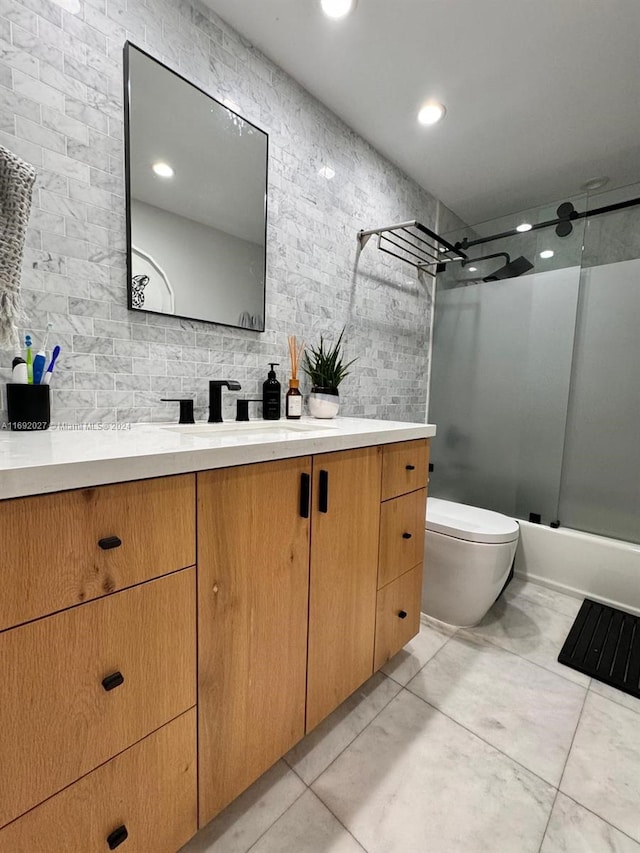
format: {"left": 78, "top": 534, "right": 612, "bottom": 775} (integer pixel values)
{"left": 422, "top": 497, "right": 520, "bottom": 627}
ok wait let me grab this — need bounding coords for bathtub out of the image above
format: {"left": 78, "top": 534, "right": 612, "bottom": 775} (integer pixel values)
{"left": 515, "top": 520, "right": 640, "bottom": 617}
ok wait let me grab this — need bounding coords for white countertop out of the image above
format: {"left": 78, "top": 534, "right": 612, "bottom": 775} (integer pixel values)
{"left": 0, "top": 417, "right": 436, "bottom": 500}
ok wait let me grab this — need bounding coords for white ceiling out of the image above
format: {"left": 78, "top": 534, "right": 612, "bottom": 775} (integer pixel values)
{"left": 203, "top": 0, "right": 640, "bottom": 225}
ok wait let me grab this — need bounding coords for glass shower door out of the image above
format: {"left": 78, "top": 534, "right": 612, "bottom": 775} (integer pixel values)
{"left": 429, "top": 266, "right": 581, "bottom": 523}
{"left": 557, "top": 185, "right": 640, "bottom": 543}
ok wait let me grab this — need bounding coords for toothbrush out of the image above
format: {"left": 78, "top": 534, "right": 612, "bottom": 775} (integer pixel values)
{"left": 33, "top": 322, "right": 53, "bottom": 385}
{"left": 42, "top": 345, "right": 60, "bottom": 385}
{"left": 25, "top": 335, "right": 33, "bottom": 384}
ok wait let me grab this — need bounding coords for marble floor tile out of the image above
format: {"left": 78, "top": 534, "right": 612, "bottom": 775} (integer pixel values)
{"left": 540, "top": 793, "right": 640, "bottom": 853}
{"left": 462, "top": 593, "right": 590, "bottom": 687}
{"left": 180, "top": 761, "right": 305, "bottom": 853}
{"left": 561, "top": 692, "right": 640, "bottom": 843}
{"left": 589, "top": 678, "right": 640, "bottom": 716}
{"left": 285, "top": 671, "right": 401, "bottom": 785}
{"left": 312, "top": 690, "right": 555, "bottom": 853}
{"left": 506, "top": 578, "right": 584, "bottom": 619}
{"left": 249, "top": 790, "right": 366, "bottom": 853}
{"left": 407, "top": 632, "right": 586, "bottom": 785}
{"left": 380, "top": 613, "right": 457, "bottom": 686}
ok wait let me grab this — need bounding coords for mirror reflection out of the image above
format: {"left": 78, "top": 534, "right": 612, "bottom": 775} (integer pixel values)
{"left": 124, "top": 43, "right": 268, "bottom": 330}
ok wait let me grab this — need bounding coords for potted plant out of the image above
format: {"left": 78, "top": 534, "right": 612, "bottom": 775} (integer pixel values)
{"left": 303, "top": 327, "right": 356, "bottom": 418}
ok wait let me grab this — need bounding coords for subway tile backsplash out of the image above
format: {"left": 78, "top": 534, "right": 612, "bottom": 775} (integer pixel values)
{"left": 0, "top": 0, "right": 444, "bottom": 426}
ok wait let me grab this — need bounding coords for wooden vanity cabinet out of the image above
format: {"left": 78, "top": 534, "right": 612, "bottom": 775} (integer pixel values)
{"left": 1, "top": 437, "right": 429, "bottom": 849}
{"left": 197, "top": 457, "right": 312, "bottom": 826}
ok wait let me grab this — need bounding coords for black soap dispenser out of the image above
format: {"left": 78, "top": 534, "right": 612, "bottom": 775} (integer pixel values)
{"left": 263, "top": 362, "right": 281, "bottom": 420}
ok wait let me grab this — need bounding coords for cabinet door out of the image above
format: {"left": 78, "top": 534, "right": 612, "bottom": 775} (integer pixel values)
{"left": 374, "top": 564, "right": 423, "bottom": 671}
{"left": 306, "top": 446, "right": 382, "bottom": 732}
{"left": 197, "top": 458, "right": 311, "bottom": 826}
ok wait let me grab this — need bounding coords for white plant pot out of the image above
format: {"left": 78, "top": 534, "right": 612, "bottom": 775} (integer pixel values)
{"left": 308, "top": 388, "right": 340, "bottom": 419}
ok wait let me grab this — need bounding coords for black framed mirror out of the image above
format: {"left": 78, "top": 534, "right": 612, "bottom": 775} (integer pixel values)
{"left": 124, "top": 42, "right": 268, "bottom": 331}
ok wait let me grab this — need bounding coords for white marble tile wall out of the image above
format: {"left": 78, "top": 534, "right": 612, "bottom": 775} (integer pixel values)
{"left": 0, "top": 0, "right": 443, "bottom": 426}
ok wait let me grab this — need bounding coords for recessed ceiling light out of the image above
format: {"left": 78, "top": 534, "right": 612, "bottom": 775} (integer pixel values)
{"left": 51, "top": 0, "right": 81, "bottom": 12}
{"left": 540, "top": 250, "right": 554, "bottom": 259}
{"left": 152, "top": 161, "right": 174, "bottom": 178}
{"left": 467, "top": 266, "right": 477, "bottom": 272}
{"left": 516, "top": 223, "right": 532, "bottom": 232}
{"left": 581, "top": 176, "right": 609, "bottom": 192}
{"left": 318, "top": 165, "right": 336, "bottom": 180}
{"left": 417, "top": 102, "right": 446, "bottom": 126}
{"left": 321, "top": 0, "right": 357, "bottom": 19}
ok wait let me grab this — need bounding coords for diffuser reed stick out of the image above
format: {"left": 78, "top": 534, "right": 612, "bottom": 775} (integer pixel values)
{"left": 288, "top": 335, "right": 304, "bottom": 381}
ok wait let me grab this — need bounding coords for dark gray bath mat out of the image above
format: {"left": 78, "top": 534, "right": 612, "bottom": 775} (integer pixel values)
{"left": 558, "top": 599, "right": 640, "bottom": 699}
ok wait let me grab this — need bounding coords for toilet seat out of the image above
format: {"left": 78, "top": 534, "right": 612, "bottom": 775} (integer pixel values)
{"left": 426, "top": 497, "right": 519, "bottom": 545}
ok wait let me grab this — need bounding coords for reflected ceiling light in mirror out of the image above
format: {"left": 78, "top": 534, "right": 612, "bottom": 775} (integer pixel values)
{"left": 417, "top": 102, "right": 446, "bottom": 126}
{"left": 467, "top": 266, "right": 477, "bottom": 272}
{"left": 318, "top": 165, "right": 335, "bottom": 179}
{"left": 540, "top": 250, "right": 554, "bottom": 259}
{"left": 516, "top": 222, "right": 532, "bottom": 232}
{"left": 321, "top": 0, "right": 357, "bottom": 19}
{"left": 152, "top": 161, "right": 174, "bottom": 178}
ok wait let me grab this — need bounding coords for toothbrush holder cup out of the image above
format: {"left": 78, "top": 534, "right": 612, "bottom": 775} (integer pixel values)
{"left": 6, "top": 383, "right": 51, "bottom": 431}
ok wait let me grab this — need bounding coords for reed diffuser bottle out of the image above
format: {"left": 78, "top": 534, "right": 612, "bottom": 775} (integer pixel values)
{"left": 286, "top": 335, "right": 304, "bottom": 420}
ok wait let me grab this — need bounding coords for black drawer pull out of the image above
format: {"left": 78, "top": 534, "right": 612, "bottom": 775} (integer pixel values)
{"left": 107, "top": 825, "right": 128, "bottom": 849}
{"left": 398, "top": 610, "right": 408, "bottom": 619}
{"left": 98, "top": 536, "right": 122, "bottom": 550}
{"left": 402, "top": 532, "right": 413, "bottom": 539}
{"left": 405, "top": 464, "right": 416, "bottom": 471}
{"left": 102, "top": 671, "right": 125, "bottom": 692}
{"left": 319, "top": 469, "right": 329, "bottom": 514}
{"left": 300, "top": 472, "right": 310, "bottom": 519}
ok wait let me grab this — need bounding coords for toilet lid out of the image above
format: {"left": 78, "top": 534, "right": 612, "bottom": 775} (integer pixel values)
{"left": 425, "top": 497, "right": 520, "bottom": 544}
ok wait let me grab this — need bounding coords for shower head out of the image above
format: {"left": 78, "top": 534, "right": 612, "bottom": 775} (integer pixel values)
{"left": 438, "top": 251, "right": 535, "bottom": 284}
{"left": 483, "top": 255, "right": 534, "bottom": 281}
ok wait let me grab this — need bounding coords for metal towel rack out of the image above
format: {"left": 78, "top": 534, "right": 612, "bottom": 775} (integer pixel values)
{"left": 357, "top": 220, "right": 467, "bottom": 275}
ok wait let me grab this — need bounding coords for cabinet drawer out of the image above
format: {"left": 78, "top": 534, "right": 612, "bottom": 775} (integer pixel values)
{"left": 0, "top": 567, "right": 196, "bottom": 828}
{"left": 374, "top": 564, "right": 423, "bottom": 671}
{"left": 0, "top": 709, "right": 197, "bottom": 853}
{"left": 0, "top": 473, "right": 195, "bottom": 632}
{"left": 378, "top": 488, "right": 426, "bottom": 588}
{"left": 381, "top": 439, "right": 429, "bottom": 501}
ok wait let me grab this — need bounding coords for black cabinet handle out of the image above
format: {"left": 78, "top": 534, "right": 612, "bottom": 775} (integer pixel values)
{"left": 405, "top": 464, "right": 415, "bottom": 471}
{"left": 98, "top": 536, "right": 122, "bottom": 550}
{"left": 402, "top": 532, "right": 413, "bottom": 539}
{"left": 102, "top": 671, "right": 124, "bottom": 692}
{"left": 319, "top": 470, "right": 329, "bottom": 514}
{"left": 300, "top": 473, "right": 310, "bottom": 519}
{"left": 398, "top": 610, "right": 408, "bottom": 619}
{"left": 107, "top": 825, "right": 128, "bottom": 849}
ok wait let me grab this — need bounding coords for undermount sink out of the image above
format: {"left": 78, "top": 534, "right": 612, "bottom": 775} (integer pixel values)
{"left": 162, "top": 420, "right": 337, "bottom": 437}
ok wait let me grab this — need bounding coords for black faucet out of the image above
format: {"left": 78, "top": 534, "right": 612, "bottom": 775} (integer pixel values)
{"left": 208, "top": 380, "right": 241, "bottom": 423}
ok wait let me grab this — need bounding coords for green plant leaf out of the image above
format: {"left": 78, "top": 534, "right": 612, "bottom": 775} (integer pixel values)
{"left": 302, "top": 326, "right": 357, "bottom": 389}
